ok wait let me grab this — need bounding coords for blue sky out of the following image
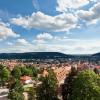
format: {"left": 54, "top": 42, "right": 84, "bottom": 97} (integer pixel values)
{"left": 0, "top": 0, "right": 100, "bottom": 54}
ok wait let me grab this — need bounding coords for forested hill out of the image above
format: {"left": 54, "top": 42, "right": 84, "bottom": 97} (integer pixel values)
{"left": 0, "top": 52, "right": 73, "bottom": 59}
{"left": 92, "top": 52, "right": 100, "bottom": 60}
{"left": 0, "top": 52, "right": 99, "bottom": 60}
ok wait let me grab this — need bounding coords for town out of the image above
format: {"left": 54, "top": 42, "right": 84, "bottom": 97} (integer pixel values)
{"left": 0, "top": 58, "right": 100, "bottom": 100}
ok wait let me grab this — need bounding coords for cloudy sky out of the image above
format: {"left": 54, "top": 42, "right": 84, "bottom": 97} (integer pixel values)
{"left": 0, "top": 0, "right": 100, "bottom": 54}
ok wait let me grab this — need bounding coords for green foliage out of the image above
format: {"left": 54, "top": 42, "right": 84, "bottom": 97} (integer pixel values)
{"left": 28, "top": 88, "right": 36, "bottom": 100}
{"left": 36, "top": 69, "right": 59, "bottom": 100}
{"left": 21, "top": 66, "right": 38, "bottom": 77}
{"left": 21, "top": 67, "right": 33, "bottom": 76}
{"left": 31, "top": 67, "right": 39, "bottom": 77}
{"left": 0, "top": 66, "right": 10, "bottom": 86}
{"left": 11, "top": 67, "right": 22, "bottom": 79}
{"left": 8, "top": 80, "right": 24, "bottom": 100}
{"left": 71, "top": 70, "right": 100, "bottom": 100}
{"left": 9, "top": 79, "right": 23, "bottom": 92}
{"left": 8, "top": 89, "right": 24, "bottom": 100}
{"left": 62, "top": 66, "right": 77, "bottom": 100}
{"left": 0, "top": 64, "right": 5, "bottom": 70}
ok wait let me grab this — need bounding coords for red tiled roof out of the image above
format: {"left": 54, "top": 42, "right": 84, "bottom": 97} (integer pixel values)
{"left": 20, "top": 76, "right": 32, "bottom": 81}
{"left": 95, "top": 66, "right": 100, "bottom": 69}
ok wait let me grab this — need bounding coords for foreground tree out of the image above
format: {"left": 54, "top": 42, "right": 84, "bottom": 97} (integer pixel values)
{"left": 28, "top": 88, "right": 36, "bottom": 100}
{"left": 62, "top": 65, "right": 78, "bottom": 100}
{"left": 8, "top": 89, "right": 24, "bottom": 100}
{"left": 8, "top": 80, "right": 24, "bottom": 100}
{"left": 0, "top": 64, "right": 5, "bottom": 70}
{"left": 30, "top": 66, "right": 39, "bottom": 77}
{"left": 36, "top": 69, "right": 59, "bottom": 100}
{"left": 0, "top": 66, "right": 10, "bottom": 86}
{"left": 11, "top": 67, "right": 22, "bottom": 79}
{"left": 71, "top": 70, "right": 100, "bottom": 100}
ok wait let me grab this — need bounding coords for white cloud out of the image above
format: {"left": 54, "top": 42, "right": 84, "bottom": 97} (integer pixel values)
{"left": 77, "top": 2, "right": 100, "bottom": 24}
{"left": 6, "top": 39, "right": 30, "bottom": 46}
{"left": 56, "top": 0, "right": 100, "bottom": 25}
{"left": 0, "top": 39, "right": 34, "bottom": 53}
{"left": 17, "top": 38, "right": 29, "bottom": 45}
{"left": 33, "top": 33, "right": 53, "bottom": 44}
{"left": 33, "top": 39, "right": 46, "bottom": 44}
{"left": 7, "top": 42, "right": 13, "bottom": 46}
{"left": 0, "top": 21, "right": 20, "bottom": 40}
{"left": 56, "top": 0, "right": 89, "bottom": 12}
{"left": 10, "top": 11, "right": 78, "bottom": 32}
{"left": 45, "top": 39, "right": 100, "bottom": 54}
{"left": 36, "top": 33, "right": 53, "bottom": 40}
{"left": 1, "top": 37, "right": 100, "bottom": 54}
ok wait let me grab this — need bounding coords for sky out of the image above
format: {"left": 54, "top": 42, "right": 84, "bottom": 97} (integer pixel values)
{"left": 0, "top": 0, "right": 100, "bottom": 54}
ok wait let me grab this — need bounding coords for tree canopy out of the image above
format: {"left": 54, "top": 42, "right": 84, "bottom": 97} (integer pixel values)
{"left": 36, "top": 69, "right": 59, "bottom": 100}
{"left": 0, "top": 65, "right": 10, "bottom": 86}
{"left": 11, "top": 67, "right": 22, "bottom": 79}
{"left": 8, "top": 80, "right": 24, "bottom": 100}
{"left": 71, "top": 70, "right": 100, "bottom": 100}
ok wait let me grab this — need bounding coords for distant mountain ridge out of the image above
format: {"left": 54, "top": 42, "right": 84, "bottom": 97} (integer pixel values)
{"left": 92, "top": 52, "right": 100, "bottom": 57}
{"left": 92, "top": 52, "right": 100, "bottom": 60}
{"left": 0, "top": 52, "right": 73, "bottom": 59}
{"left": 0, "top": 52, "right": 99, "bottom": 59}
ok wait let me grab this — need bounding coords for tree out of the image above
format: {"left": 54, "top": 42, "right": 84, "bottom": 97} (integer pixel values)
{"left": 62, "top": 65, "right": 78, "bottom": 100}
{"left": 94, "top": 68, "right": 100, "bottom": 75}
{"left": 0, "top": 64, "right": 5, "bottom": 70}
{"left": 71, "top": 70, "right": 100, "bottom": 100}
{"left": 28, "top": 88, "right": 36, "bottom": 100}
{"left": 21, "top": 66, "right": 39, "bottom": 78}
{"left": 9, "top": 79, "right": 23, "bottom": 91}
{"left": 21, "top": 67, "right": 33, "bottom": 76}
{"left": 0, "top": 67, "right": 10, "bottom": 86}
{"left": 8, "top": 80, "right": 24, "bottom": 100}
{"left": 11, "top": 67, "right": 22, "bottom": 79}
{"left": 31, "top": 67, "right": 39, "bottom": 77}
{"left": 36, "top": 69, "right": 59, "bottom": 100}
{"left": 8, "top": 89, "right": 24, "bottom": 100}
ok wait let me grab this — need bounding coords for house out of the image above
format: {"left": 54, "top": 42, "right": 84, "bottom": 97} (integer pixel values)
{"left": 20, "top": 76, "right": 32, "bottom": 84}
{"left": 52, "top": 66, "right": 71, "bottom": 84}
{"left": 41, "top": 66, "right": 71, "bottom": 84}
